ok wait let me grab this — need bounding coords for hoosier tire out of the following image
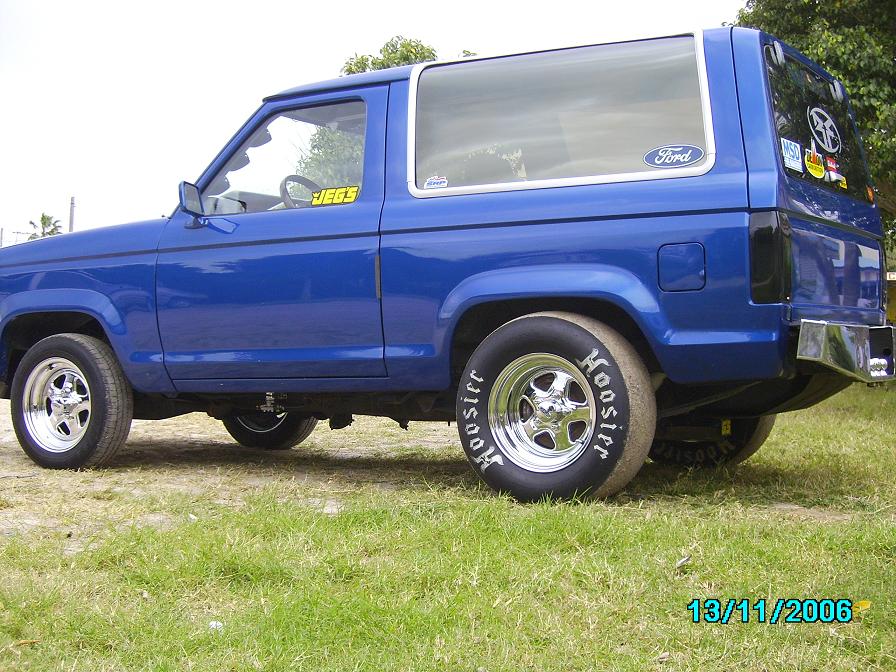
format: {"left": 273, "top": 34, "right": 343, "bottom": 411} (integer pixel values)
{"left": 649, "top": 415, "right": 777, "bottom": 467}
{"left": 11, "top": 333, "right": 133, "bottom": 469}
{"left": 222, "top": 412, "right": 318, "bottom": 450}
{"left": 456, "top": 312, "right": 656, "bottom": 501}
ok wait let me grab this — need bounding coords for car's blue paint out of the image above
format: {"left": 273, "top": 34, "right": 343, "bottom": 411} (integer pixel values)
{"left": 266, "top": 65, "right": 414, "bottom": 101}
{"left": 731, "top": 27, "right": 885, "bottom": 329}
{"left": 788, "top": 214, "right": 881, "bottom": 311}
{"left": 658, "top": 243, "right": 706, "bottom": 292}
{"left": 0, "top": 28, "right": 884, "bottom": 398}
{"left": 0, "top": 220, "right": 175, "bottom": 393}
{"left": 732, "top": 28, "right": 782, "bottom": 213}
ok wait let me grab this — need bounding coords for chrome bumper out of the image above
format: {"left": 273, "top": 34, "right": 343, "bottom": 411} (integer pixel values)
{"left": 797, "top": 319, "right": 896, "bottom": 383}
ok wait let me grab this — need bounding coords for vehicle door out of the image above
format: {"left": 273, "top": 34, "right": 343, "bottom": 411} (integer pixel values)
{"left": 156, "top": 87, "right": 387, "bottom": 381}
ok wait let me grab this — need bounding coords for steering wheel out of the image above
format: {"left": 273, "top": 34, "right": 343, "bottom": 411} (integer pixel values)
{"left": 279, "top": 174, "right": 323, "bottom": 208}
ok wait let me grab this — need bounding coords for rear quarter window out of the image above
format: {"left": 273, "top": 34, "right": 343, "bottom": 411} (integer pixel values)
{"left": 412, "top": 36, "right": 712, "bottom": 195}
{"left": 765, "top": 47, "right": 872, "bottom": 203}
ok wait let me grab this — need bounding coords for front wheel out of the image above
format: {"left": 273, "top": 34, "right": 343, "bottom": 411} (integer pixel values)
{"left": 456, "top": 312, "right": 656, "bottom": 501}
{"left": 221, "top": 412, "right": 317, "bottom": 450}
{"left": 11, "top": 333, "right": 133, "bottom": 468}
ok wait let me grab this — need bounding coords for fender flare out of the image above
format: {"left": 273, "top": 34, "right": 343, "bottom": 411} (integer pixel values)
{"left": 0, "top": 288, "right": 173, "bottom": 393}
{"left": 438, "top": 263, "right": 669, "bottom": 357}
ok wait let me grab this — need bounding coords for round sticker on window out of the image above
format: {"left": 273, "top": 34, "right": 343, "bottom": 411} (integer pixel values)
{"left": 807, "top": 107, "right": 841, "bottom": 154}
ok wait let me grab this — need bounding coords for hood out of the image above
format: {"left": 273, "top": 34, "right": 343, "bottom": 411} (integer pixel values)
{"left": 0, "top": 218, "right": 168, "bottom": 268}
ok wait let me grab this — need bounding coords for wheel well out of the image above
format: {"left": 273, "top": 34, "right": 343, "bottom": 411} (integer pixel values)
{"left": 2, "top": 312, "right": 109, "bottom": 391}
{"left": 449, "top": 298, "right": 660, "bottom": 383}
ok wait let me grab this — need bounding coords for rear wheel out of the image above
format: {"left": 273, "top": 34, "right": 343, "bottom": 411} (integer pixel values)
{"left": 649, "top": 415, "right": 776, "bottom": 467}
{"left": 456, "top": 312, "right": 656, "bottom": 501}
{"left": 11, "top": 333, "right": 133, "bottom": 468}
{"left": 221, "top": 412, "right": 317, "bottom": 450}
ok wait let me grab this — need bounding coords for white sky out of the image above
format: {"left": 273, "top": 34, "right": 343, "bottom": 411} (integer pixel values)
{"left": 0, "top": 0, "right": 746, "bottom": 240}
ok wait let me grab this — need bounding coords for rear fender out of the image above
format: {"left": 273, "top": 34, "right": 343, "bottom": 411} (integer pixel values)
{"left": 440, "top": 263, "right": 666, "bottom": 351}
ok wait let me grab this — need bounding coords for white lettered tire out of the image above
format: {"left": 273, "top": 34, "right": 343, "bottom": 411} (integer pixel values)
{"left": 456, "top": 312, "right": 656, "bottom": 501}
{"left": 649, "top": 415, "right": 777, "bottom": 467}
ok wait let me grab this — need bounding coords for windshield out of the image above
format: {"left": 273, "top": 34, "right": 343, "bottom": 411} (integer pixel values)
{"left": 765, "top": 46, "right": 872, "bottom": 204}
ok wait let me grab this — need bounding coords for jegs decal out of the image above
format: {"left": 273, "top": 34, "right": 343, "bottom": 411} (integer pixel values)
{"left": 310, "top": 186, "right": 359, "bottom": 206}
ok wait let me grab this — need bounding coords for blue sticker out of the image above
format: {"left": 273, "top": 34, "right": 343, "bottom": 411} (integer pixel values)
{"left": 423, "top": 175, "right": 448, "bottom": 189}
{"left": 780, "top": 138, "right": 803, "bottom": 172}
{"left": 643, "top": 144, "right": 705, "bottom": 169}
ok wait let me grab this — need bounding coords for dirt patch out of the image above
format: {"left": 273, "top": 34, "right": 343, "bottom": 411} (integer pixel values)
{"left": 769, "top": 502, "right": 854, "bottom": 523}
{"left": 0, "top": 400, "right": 470, "bottom": 550}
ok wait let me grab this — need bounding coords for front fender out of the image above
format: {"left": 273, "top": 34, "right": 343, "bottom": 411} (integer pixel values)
{"left": 0, "top": 288, "right": 174, "bottom": 394}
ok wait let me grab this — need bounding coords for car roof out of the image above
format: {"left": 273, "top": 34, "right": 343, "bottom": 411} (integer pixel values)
{"left": 265, "top": 28, "right": 740, "bottom": 102}
{"left": 265, "top": 64, "right": 414, "bottom": 101}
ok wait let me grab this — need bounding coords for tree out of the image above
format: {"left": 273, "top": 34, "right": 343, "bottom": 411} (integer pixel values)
{"left": 295, "top": 37, "right": 444, "bottom": 192}
{"left": 735, "top": 0, "right": 896, "bottom": 257}
{"left": 28, "top": 213, "right": 62, "bottom": 240}
{"left": 342, "top": 36, "right": 438, "bottom": 75}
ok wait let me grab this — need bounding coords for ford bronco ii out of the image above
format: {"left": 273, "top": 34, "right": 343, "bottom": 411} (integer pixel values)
{"left": 1, "top": 28, "right": 892, "bottom": 501}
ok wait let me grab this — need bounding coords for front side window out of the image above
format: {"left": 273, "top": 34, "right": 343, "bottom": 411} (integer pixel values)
{"left": 414, "top": 36, "right": 708, "bottom": 193}
{"left": 201, "top": 100, "right": 366, "bottom": 215}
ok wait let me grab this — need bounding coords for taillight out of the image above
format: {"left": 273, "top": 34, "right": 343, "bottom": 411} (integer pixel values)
{"left": 749, "top": 211, "right": 792, "bottom": 304}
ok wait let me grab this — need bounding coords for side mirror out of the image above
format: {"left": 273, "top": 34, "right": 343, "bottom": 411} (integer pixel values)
{"left": 178, "top": 181, "right": 205, "bottom": 228}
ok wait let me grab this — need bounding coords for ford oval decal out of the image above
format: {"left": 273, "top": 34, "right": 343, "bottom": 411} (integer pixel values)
{"left": 643, "top": 144, "right": 705, "bottom": 169}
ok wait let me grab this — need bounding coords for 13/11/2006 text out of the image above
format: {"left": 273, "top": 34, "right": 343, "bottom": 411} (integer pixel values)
{"left": 687, "top": 598, "right": 855, "bottom": 624}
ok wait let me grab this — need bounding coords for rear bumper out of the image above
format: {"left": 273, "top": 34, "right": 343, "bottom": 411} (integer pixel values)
{"left": 796, "top": 319, "right": 896, "bottom": 382}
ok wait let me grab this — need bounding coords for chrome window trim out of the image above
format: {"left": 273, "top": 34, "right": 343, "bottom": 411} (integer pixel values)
{"left": 406, "top": 30, "right": 717, "bottom": 199}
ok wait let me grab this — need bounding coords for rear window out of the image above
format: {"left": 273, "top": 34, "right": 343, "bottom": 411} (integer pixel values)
{"left": 765, "top": 47, "right": 872, "bottom": 203}
{"left": 413, "top": 36, "right": 710, "bottom": 194}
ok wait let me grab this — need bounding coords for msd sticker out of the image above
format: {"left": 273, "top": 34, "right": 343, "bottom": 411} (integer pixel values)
{"left": 780, "top": 138, "right": 803, "bottom": 172}
{"left": 643, "top": 144, "right": 704, "bottom": 168}
{"left": 423, "top": 175, "right": 448, "bottom": 189}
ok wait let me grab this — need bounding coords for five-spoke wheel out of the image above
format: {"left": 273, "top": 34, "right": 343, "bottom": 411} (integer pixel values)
{"left": 489, "top": 354, "right": 595, "bottom": 472}
{"left": 22, "top": 357, "right": 93, "bottom": 453}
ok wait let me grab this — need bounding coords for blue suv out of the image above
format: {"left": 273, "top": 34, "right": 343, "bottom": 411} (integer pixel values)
{"left": 1, "top": 28, "right": 892, "bottom": 501}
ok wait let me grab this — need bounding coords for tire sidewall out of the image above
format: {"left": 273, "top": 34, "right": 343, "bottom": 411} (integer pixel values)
{"left": 11, "top": 336, "right": 115, "bottom": 468}
{"left": 457, "top": 315, "right": 634, "bottom": 501}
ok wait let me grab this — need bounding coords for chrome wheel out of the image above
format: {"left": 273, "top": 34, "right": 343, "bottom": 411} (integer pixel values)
{"left": 488, "top": 353, "right": 595, "bottom": 472}
{"left": 22, "top": 357, "right": 92, "bottom": 453}
{"left": 235, "top": 412, "right": 288, "bottom": 433}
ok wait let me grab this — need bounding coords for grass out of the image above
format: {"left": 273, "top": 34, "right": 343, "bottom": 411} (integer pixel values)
{"left": 1, "top": 385, "right": 895, "bottom": 671}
